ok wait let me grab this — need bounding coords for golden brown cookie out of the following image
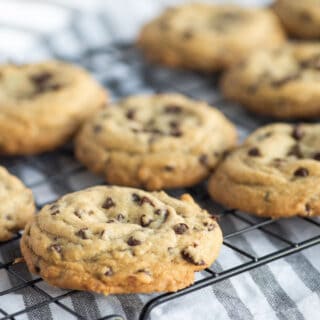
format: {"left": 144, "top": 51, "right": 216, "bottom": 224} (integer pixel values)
{"left": 273, "top": 0, "right": 320, "bottom": 39}
{"left": 21, "top": 186, "right": 222, "bottom": 294}
{"left": 75, "top": 93, "right": 237, "bottom": 190}
{"left": 0, "top": 61, "right": 107, "bottom": 155}
{"left": 208, "top": 123, "right": 320, "bottom": 218}
{"left": 221, "top": 43, "right": 320, "bottom": 119}
{"left": 137, "top": 3, "right": 285, "bottom": 72}
{"left": 0, "top": 166, "right": 35, "bottom": 241}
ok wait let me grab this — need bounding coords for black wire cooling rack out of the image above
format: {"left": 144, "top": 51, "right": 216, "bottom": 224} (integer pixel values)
{"left": 0, "top": 44, "right": 320, "bottom": 320}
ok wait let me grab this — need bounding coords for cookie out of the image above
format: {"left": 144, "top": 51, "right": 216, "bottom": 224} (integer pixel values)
{"left": 0, "top": 166, "right": 35, "bottom": 241}
{"left": 0, "top": 61, "right": 107, "bottom": 155}
{"left": 75, "top": 93, "right": 237, "bottom": 190}
{"left": 221, "top": 43, "right": 320, "bottom": 119}
{"left": 137, "top": 3, "right": 285, "bottom": 72}
{"left": 21, "top": 186, "right": 222, "bottom": 294}
{"left": 273, "top": 0, "right": 320, "bottom": 39}
{"left": 208, "top": 123, "right": 320, "bottom": 218}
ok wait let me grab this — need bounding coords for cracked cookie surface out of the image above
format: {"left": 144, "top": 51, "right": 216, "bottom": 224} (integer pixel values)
{"left": 208, "top": 123, "right": 320, "bottom": 218}
{"left": 137, "top": 3, "right": 285, "bottom": 71}
{"left": 273, "top": 0, "right": 320, "bottom": 39}
{"left": 75, "top": 93, "right": 237, "bottom": 190}
{"left": 21, "top": 186, "right": 222, "bottom": 294}
{"left": 221, "top": 43, "right": 320, "bottom": 119}
{"left": 0, "top": 166, "right": 35, "bottom": 241}
{"left": 0, "top": 61, "right": 107, "bottom": 155}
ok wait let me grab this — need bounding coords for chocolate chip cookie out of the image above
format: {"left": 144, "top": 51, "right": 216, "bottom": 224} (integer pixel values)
{"left": 0, "top": 166, "right": 35, "bottom": 241}
{"left": 75, "top": 93, "right": 237, "bottom": 190}
{"left": 21, "top": 186, "right": 222, "bottom": 294}
{"left": 0, "top": 61, "right": 107, "bottom": 155}
{"left": 208, "top": 123, "right": 320, "bottom": 218}
{"left": 221, "top": 43, "right": 320, "bottom": 119}
{"left": 137, "top": 3, "right": 285, "bottom": 72}
{"left": 273, "top": 0, "right": 320, "bottom": 39}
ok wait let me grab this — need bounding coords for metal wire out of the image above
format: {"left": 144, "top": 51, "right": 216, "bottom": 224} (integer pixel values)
{"left": 0, "top": 44, "right": 319, "bottom": 320}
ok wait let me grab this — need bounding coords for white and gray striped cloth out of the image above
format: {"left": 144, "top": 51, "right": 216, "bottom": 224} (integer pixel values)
{"left": 0, "top": 1, "right": 319, "bottom": 320}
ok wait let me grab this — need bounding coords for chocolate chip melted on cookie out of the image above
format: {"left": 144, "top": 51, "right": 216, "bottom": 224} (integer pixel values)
{"left": 30, "top": 71, "right": 63, "bottom": 94}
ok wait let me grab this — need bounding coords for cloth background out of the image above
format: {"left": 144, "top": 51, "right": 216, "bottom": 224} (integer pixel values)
{"left": 0, "top": 1, "right": 319, "bottom": 320}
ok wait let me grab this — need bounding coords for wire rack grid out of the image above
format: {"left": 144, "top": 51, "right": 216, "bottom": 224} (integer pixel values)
{"left": 0, "top": 44, "right": 320, "bottom": 320}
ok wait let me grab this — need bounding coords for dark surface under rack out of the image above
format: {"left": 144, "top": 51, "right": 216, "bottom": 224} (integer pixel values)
{"left": 0, "top": 44, "right": 320, "bottom": 320}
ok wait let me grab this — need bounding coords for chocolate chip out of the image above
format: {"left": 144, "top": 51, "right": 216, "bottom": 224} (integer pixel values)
{"left": 140, "top": 196, "right": 155, "bottom": 207}
{"left": 126, "top": 109, "right": 135, "bottom": 120}
{"left": 74, "top": 209, "right": 84, "bottom": 219}
{"left": 273, "top": 157, "right": 285, "bottom": 163}
{"left": 300, "top": 55, "right": 320, "bottom": 70}
{"left": 132, "top": 193, "right": 141, "bottom": 203}
{"left": 49, "top": 203, "right": 60, "bottom": 215}
{"left": 203, "top": 221, "right": 216, "bottom": 231}
{"left": 107, "top": 219, "right": 115, "bottom": 223}
{"left": 271, "top": 73, "right": 300, "bottom": 87}
{"left": 30, "top": 72, "right": 63, "bottom": 94}
{"left": 171, "top": 128, "right": 183, "bottom": 137}
{"left": 292, "top": 125, "right": 304, "bottom": 140}
{"left": 132, "top": 193, "right": 155, "bottom": 207}
{"left": 47, "top": 83, "right": 61, "bottom": 91}
{"left": 257, "top": 132, "right": 271, "bottom": 141}
{"left": 154, "top": 209, "right": 169, "bottom": 221}
{"left": 173, "top": 223, "right": 189, "bottom": 234}
{"left": 30, "top": 72, "right": 52, "bottom": 85}
{"left": 248, "top": 147, "right": 261, "bottom": 157}
{"left": 93, "top": 125, "right": 102, "bottom": 133}
{"left": 288, "top": 144, "right": 303, "bottom": 158}
{"left": 182, "top": 30, "right": 193, "bottom": 39}
{"left": 181, "top": 249, "right": 205, "bottom": 266}
{"left": 168, "top": 247, "right": 174, "bottom": 254}
{"left": 100, "top": 230, "right": 107, "bottom": 238}
{"left": 34, "top": 266, "right": 41, "bottom": 273}
{"left": 49, "top": 244, "right": 62, "bottom": 253}
{"left": 305, "top": 203, "right": 311, "bottom": 214}
{"left": 140, "top": 214, "right": 153, "bottom": 227}
{"left": 199, "top": 154, "right": 209, "bottom": 166}
{"left": 127, "top": 236, "right": 141, "bottom": 246}
{"left": 299, "top": 11, "right": 312, "bottom": 22}
{"left": 247, "top": 83, "right": 259, "bottom": 94}
{"left": 210, "top": 214, "right": 218, "bottom": 221}
{"left": 165, "top": 105, "right": 182, "bottom": 113}
{"left": 164, "top": 165, "right": 175, "bottom": 171}
{"left": 313, "top": 152, "right": 320, "bottom": 161}
{"left": 136, "top": 269, "right": 152, "bottom": 276}
{"left": 147, "top": 128, "right": 163, "bottom": 135}
{"left": 294, "top": 167, "right": 309, "bottom": 177}
{"left": 104, "top": 267, "right": 113, "bottom": 276}
{"left": 116, "top": 213, "right": 125, "bottom": 221}
{"left": 102, "top": 197, "right": 115, "bottom": 209}
{"left": 169, "top": 121, "right": 179, "bottom": 128}
{"left": 76, "top": 228, "right": 89, "bottom": 239}
{"left": 264, "top": 191, "right": 271, "bottom": 203}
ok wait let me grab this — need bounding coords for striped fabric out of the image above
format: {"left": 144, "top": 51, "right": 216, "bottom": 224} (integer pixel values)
{"left": 0, "top": 1, "right": 319, "bottom": 320}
